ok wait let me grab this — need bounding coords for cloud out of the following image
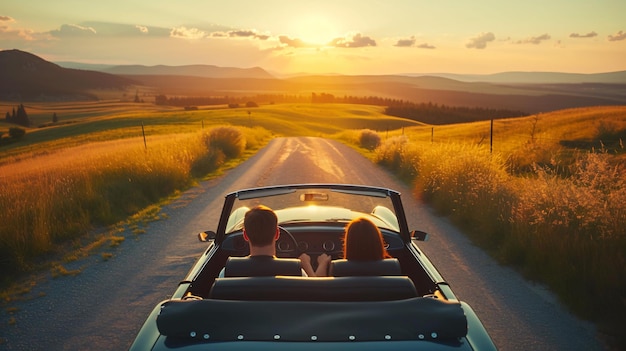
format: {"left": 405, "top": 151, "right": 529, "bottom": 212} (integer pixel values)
{"left": 394, "top": 36, "right": 415, "bottom": 47}
{"left": 49, "top": 22, "right": 170, "bottom": 38}
{"left": 98, "top": 22, "right": 169, "bottom": 37}
{"left": 210, "top": 31, "right": 228, "bottom": 38}
{"left": 417, "top": 43, "right": 436, "bottom": 49}
{"left": 170, "top": 26, "right": 206, "bottom": 40}
{"left": 136, "top": 25, "right": 148, "bottom": 34}
{"left": 279, "top": 35, "right": 310, "bottom": 48}
{"left": 226, "top": 29, "right": 269, "bottom": 40}
{"left": 206, "top": 29, "right": 270, "bottom": 41}
{"left": 50, "top": 24, "right": 97, "bottom": 37}
{"left": 515, "top": 33, "right": 551, "bottom": 44}
{"left": 330, "top": 33, "right": 376, "bottom": 48}
{"left": 0, "top": 16, "right": 40, "bottom": 41}
{"left": 608, "top": 30, "right": 626, "bottom": 41}
{"left": 229, "top": 29, "right": 255, "bottom": 38}
{"left": 570, "top": 31, "right": 597, "bottom": 38}
{"left": 254, "top": 34, "right": 270, "bottom": 40}
{"left": 466, "top": 32, "right": 495, "bottom": 49}
{"left": 394, "top": 36, "right": 436, "bottom": 49}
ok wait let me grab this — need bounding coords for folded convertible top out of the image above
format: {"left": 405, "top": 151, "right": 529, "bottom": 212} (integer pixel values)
{"left": 156, "top": 296, "right": 468, "bottom": 342}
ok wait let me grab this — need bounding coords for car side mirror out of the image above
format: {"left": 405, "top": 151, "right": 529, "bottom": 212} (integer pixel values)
{"left": 411, "top": 230, "right": 429, "bottom": 241}
{"left": 198, "top": 231, "right": 216, "bottom": 242}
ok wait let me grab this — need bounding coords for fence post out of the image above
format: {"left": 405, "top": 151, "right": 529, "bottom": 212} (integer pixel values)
{"left": 431, "top": 127, "right": 434, "bottom": 144}
{"left": 490, "top": 119, "right": 494, "bottom": 154}
{"left": 142, "top": 122, "right": 147, "bottom": 150}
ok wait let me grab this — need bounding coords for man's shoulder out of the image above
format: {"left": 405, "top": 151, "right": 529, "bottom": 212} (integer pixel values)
{"left": 224, "top": 255, "right": 303, "bottom": 277}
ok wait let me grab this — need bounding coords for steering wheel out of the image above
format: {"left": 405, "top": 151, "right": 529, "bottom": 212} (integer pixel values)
{"left": 276, "top": 226, "right": 299, "bottom": 257}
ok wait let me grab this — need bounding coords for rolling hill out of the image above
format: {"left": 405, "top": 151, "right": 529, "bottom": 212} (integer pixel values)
{"left": 102, "top": 64, "right": 274, "bottom": 79}
{"left": 408, "top": 71, "right": 626, "bottom": 84}
{"left": 3, "top": 50, "right": 626, "bottom": 114}
{"left": 0, "top": 49, "right": 137, "bottom": 101}
{"left": 121, "top": 73, "right": 626, "bottom": 113}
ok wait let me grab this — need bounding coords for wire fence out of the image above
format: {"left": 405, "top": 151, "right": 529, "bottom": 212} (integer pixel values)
{"left": 417, "top": 118, "right": 626, "bottom": 157}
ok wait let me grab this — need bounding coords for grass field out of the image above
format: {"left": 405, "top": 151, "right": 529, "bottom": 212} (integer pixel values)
{"left": 0, "top": 102, "right": 421, "bottom": 276}
{"left": 1, "top": 101, "right": 625, "bottom": 346}
{"left": 0, "top": 102, "right": 420, "bottom": 163}
{"left": 372, "top": 105, "right": 626, "bottom": 346}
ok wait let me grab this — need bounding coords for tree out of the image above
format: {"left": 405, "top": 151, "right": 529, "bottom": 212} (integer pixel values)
{"left": 52, "top": 112, "right": 58, "bottom": 123}
{"left": 8, "top": 127, "right": 25, "bottom": 140}
{"left": 154, "top": 95, "right": 168, "bottom": 105}
{"left": 7, "top": 104, "right": 30, "bottom": 127}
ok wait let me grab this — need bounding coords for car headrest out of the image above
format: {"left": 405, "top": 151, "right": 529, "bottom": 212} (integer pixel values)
{"left": 329, "top": 258, "right": 402, "bottom": 276}
{"left": 209, "top": 276, "right": 417, "bottom": 301}
{"left": 224, "top": 256, "right": 302, "bottom": 277}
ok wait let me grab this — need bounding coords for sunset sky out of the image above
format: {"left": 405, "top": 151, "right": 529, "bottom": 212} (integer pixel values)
{"left": 1, "top": 0, "right": 625, "bottom": 75}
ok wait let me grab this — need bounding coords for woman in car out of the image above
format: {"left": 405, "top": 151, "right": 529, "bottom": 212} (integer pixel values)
{"left": 300, "top": 217, "right": 391, "bottom": 277}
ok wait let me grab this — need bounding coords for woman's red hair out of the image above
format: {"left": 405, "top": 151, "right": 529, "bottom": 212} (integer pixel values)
{"left": 343, "top": 217, "right": 391, "bottom": 261}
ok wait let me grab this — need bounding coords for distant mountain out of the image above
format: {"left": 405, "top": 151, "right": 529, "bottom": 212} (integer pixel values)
{"left": 56, "top": 61, "right": 116, "bottom": 71}
{"left": 4, "top": 50, "right": 626, "bottom": 113}
{"left": 101, "top": 64, "right": 274, "bottom": 79}
{"left": 407, "top": 71, "right": 626, "bottom": 84}
{"left": 125, "top": 73, "right": 626, "bottom": 113}
{"left": 57, "top": 62, "right": 275, "bottom": 79}
{"left": 0, "top": 49, "right": 137, "bottom": 101}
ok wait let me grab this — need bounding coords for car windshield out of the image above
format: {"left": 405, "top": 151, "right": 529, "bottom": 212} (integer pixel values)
{"left": 225, "top": 186, "right": 399, "bottom": 234}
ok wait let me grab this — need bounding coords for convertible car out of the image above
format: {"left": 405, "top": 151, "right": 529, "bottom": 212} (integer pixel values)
{"left": 130, "top": 184, "right": 497, "bottom": 350}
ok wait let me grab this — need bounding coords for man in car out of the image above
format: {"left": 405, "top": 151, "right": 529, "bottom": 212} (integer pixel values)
{"left": 219, "top": 205, "right": 308, "bottom": 277}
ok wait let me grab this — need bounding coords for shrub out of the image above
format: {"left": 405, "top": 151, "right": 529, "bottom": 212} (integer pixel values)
{"left": 207, "top": 126, "right": 246, "bottom": 159}
{"left": 8, "top": 127, "right": 25, "bottom": 140}
{"left": 375, "top": 135, "right": 409, "bottom": 171}
{"left": 374, "top": 136, "right": 422, "bottom": 182}
{"left": 358, "top": 129, "right": 381, "bottom": 150}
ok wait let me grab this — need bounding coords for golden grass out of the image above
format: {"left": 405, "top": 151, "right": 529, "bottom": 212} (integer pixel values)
{"left": 0, "top": 102, "right": 419, "bottom": 164}
{"left": 372, "top": 108, "right": 626, "bottom": 344}
{"left": 1, "top": 102, "right": 416, "bottom": 278}
{"left": 0, "top": 124, "right": 273, "bottom": 277}
{"left": 391, "top": 105, "right": 626, "bottom": 155}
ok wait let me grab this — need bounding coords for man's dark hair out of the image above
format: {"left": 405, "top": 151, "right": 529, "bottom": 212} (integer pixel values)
{"left": 244, "top": 205, "right": 278, "bottom": 246}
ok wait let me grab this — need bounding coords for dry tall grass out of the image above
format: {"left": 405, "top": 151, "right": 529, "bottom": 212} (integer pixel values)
{"left": 0, "top": 126, "right": 271, "bottom": 276}
{"left": 374, "top": 136, "right": 626, "bottom": 344}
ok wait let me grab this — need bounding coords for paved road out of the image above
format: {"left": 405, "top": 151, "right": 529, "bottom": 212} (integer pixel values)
{"left": 0, "top": 137, "right": 606, "bottom": 350}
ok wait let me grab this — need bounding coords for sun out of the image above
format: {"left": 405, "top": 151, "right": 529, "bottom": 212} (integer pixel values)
{"left": 292, "top": 15, "right": 338, "bottom": 46}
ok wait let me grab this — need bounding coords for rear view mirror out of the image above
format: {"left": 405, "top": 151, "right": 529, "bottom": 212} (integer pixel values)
{"left": 300, "top": 192, "right": 329, "bottom": 202}
{"left": 198, "top": 231, "right": 216, "bottom": 242}
{"left": 410, "top": 230, "right": 429, "bottom": 241}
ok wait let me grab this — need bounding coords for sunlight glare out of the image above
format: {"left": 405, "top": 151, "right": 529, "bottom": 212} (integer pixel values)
{"left": 293, "top": 15, "right": 337, "bottom": 46}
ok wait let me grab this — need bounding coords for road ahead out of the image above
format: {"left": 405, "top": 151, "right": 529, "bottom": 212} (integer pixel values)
{"left": 0, "top": 137, "right": 605, "bottom": 350}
